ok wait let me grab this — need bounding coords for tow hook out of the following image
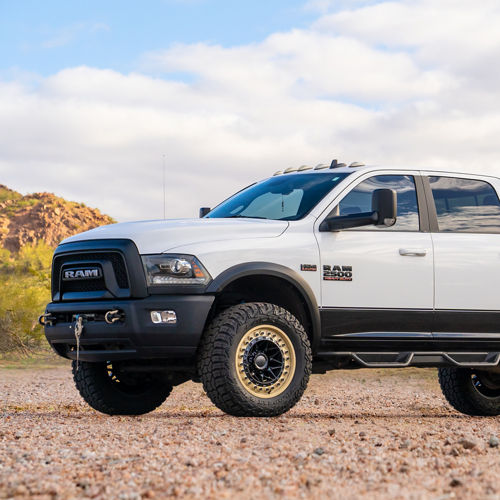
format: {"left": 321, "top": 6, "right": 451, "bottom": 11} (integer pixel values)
{"left": 38, "top": 313, "right": 56, "bottom": 327}
{"left": 105, "top": 309, "right": 125, "bottom": 324}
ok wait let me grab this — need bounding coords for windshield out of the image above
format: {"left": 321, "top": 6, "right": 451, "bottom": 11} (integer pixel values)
{"left": 206, "top": 172, "right": 350, "bottom": 221}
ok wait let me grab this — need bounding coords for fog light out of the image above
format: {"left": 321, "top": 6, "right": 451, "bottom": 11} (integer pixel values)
{"left": 151, "top": 310, "right": 177, "bottom": 324}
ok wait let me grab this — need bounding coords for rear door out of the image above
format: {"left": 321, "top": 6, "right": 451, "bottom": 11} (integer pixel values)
{"left": 315, "top": 172, "right": 434, "bottom": 338}
{"left": 424, "top": 174, "right": 500, "bottom": 334}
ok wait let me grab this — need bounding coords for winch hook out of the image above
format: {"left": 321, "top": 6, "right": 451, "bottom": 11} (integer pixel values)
{"left": 105, "top": 310, "right": 123, "bottom": 324}
{"left": 38, "top": 313, "right": 56, "bottom": 326}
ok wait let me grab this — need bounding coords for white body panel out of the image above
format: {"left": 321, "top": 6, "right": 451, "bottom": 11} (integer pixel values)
{"left": 63, "top": 218, "right": 289, "bottom": 254}
{"left": 316, "top": 230, "right": 433, "bottom": 309}
{"left": 170, "top": 217, "right": 322, "bottom": 301}
{"left": 432, "top": 233, "right": 500, "bottom": 310}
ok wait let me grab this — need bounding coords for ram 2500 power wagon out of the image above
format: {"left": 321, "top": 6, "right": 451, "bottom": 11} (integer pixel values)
{"left": 42, "top": 161, "right": 500, "bottom": 417}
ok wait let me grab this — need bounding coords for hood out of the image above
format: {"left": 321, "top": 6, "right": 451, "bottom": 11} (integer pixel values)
{"left": 61, "top": 218, "right": 289, "bottom": 254}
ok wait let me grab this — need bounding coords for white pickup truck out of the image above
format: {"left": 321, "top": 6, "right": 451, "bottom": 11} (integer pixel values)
{"left": 42, "top": 161, "right": 500, "bottom": 417}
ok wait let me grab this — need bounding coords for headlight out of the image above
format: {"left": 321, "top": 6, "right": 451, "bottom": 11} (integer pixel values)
{"left": 142, "top": 254, "right": 211, "bottom": 286}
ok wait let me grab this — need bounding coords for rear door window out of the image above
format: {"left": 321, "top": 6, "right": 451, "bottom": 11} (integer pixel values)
{"left": 428, "top": 176, "right": 500, "bottom": 233}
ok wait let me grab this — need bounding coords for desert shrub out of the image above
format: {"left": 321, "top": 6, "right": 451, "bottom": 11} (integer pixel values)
{"left": 0, "top": 243, "right": 52, "bottom": 354}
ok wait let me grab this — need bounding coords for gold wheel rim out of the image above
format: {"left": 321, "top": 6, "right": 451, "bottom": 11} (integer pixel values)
{"left": 235, "top": 324, "right": 296, "bottom": 399}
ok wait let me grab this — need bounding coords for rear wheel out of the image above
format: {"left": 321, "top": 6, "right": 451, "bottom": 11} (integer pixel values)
{"left": 72, "top": 361, "right": 172, "bottom": 415}
{"left": 438, "top": 367, "right": 500, "bottom": 416}
{"left": 197, "top": 302, "right": 312, "bottom": 417}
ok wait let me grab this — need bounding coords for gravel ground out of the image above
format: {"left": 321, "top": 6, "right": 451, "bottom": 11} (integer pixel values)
{"left": 1, "top": 365, "right": 500, "bottom": 499}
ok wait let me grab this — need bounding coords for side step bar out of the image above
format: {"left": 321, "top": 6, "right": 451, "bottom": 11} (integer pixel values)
{"left": 319, "top": 351, "right": 500, "bottom": 368}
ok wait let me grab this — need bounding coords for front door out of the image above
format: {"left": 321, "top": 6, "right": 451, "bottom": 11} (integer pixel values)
{"left": 316, "top": 172, "right": 434, "bottom": 339}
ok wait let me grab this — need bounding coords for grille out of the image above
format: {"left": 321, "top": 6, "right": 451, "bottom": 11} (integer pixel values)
{"left": 61, "top": 278, "right": 106, "bottom": 293}
{"left": 52, "top": 251, "right": 129, "bottom": 298}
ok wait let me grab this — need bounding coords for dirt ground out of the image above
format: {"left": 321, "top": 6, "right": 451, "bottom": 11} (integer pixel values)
{"left": 1, "top": 364, "right": 500, "bottom": 500}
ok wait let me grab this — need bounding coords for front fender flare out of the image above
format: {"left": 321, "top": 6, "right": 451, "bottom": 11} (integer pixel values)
{"left": 206, "top": 262, "right": 321, "bottom": 353}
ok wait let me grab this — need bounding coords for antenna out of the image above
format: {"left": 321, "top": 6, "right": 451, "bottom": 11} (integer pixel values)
{"left": 162, "top": 154, "right": 166, "bottom": 219}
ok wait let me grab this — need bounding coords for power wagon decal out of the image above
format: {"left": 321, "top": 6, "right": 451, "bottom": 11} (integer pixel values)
{"left": 323, "top": 265, "right": 353, "bottom": 281}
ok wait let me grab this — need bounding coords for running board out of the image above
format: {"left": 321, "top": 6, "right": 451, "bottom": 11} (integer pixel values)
{"left": 318, "top": 351, "right": 500, "bottom": 368}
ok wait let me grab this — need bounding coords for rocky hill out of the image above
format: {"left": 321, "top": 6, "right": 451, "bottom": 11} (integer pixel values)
{"left": 0, "top": 184, "right": 115, "bottom": 253}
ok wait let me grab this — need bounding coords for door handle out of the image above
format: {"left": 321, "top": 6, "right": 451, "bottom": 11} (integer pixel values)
{"left": 399, "top": 248, "right": 427, "bottom": 257}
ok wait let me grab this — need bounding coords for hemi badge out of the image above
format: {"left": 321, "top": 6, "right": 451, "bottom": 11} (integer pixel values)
{"left": 300, "top": 264, "right": 317, "bottom": 272}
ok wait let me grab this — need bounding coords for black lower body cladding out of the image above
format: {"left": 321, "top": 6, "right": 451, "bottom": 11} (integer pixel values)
{"left": 44, "top": 295, "right": 215, "bottom": 362}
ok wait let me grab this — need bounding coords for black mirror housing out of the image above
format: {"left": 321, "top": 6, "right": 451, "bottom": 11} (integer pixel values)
{"left": 372, "top": 188, "right": 397, "bottom": 227}
{"left": 199, "top": 207, "right": 211, "bottom": 218}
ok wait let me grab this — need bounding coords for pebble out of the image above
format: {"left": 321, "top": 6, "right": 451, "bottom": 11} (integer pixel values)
{"left": 458, "top": 438, "right": 477, "bottom": 450}
{"left": 400, "top": 439, "right": 411, "bottom": 449}
{"left": 488, "top": 435, "right": 499, "bottom": 448}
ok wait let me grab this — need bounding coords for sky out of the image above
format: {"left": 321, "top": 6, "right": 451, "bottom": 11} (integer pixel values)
{"left": 1, "top": 0, "right": 500, "bottom": 221}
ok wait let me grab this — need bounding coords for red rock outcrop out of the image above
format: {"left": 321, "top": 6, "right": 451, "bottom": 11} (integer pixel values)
{"left": 0, "top": 185, "right": 115, "bottom": 253}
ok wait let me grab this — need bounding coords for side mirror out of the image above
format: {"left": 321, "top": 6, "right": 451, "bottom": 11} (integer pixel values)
{"left": 199, "top": 207, "right": 211, "bottom": 218}
{"left": 372, "top": 188, "right": 397, "bottom": 226}
{"left": 319, "top": 188, "right": 397, "bottom": 231}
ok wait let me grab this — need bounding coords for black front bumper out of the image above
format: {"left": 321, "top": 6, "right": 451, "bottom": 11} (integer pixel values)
{"left": 44, "top": 295, "right": 215, "bottom": 362}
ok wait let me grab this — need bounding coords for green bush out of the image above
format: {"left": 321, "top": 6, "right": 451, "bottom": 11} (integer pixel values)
{"left": 0, "top": 243, "right": 52, "bottom": 354}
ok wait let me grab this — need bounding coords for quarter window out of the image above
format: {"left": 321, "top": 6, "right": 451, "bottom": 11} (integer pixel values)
{"left": 429, "top": 176, "right": 500, "bottom": 233}
{"left": 338, "top": 175, "right": 420, "bottom": 231}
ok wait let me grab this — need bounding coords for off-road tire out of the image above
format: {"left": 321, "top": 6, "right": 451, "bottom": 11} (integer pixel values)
{"left": 438, "top": 367, "right": 500, "bottom": 416}
{"left": 72, "top": 361, "right": 173, "bottom": 416}
{"left": 197, "top": 302, "right": 312, "bottom": 417}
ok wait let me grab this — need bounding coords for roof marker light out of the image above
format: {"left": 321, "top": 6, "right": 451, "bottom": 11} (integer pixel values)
{"left": 314, "top": 164, "right": 328, "bottom": 170}
{"left": 349, "top": 161, "right": 365, "bottom": 168}
{"left": 298, "top": 165, "right": 312, "bottom": 171}
{"left": 284, "top": 167, "right": 298, "bottom": 174}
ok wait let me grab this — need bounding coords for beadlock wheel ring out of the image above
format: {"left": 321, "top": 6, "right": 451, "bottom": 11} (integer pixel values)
{"left": 235, "top": 324, "right": 296, "bottom": 399}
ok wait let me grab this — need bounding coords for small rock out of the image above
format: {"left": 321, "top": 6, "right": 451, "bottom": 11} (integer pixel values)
{"left": 314, "top": 398, "right": 320, "bottom": 406}
{"left": 459, "top": 438, "right": 477, "bottom": 450}
{"left": 240, "top": 437, "right": 247, "bottom": 444}
{"left": 400, "top": 439, "right": 411, "bottom": 449}
{"left": 313, "top": 447, "right": 325, "bottom": 456}
{"left": 489, "top": 435, "right": 499, "bottom": 448}
{"left": 450, "top": 478, "right": 462, "bottom": 487}
{"left": 450, "top": 447, "right": 460, "bottom": 457}
{"left": 328, "top": 429, "right": 335, "bottom": 437}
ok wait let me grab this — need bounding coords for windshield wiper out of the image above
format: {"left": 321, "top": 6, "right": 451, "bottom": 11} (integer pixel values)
{"left": 224, "top": 215, "right": 268, "bottom": 220}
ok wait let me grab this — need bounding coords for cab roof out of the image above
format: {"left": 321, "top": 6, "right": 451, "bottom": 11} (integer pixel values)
{"left": 271, "top": 160, "right": 499, "bottom": 181}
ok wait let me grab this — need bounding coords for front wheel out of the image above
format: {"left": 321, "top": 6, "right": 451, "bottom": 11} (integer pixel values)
{"left": 197, "top": 302, "right": 312, "bottom": 417}
{"left": 438, "top": 367, "right": 500, "bottom": 416}
{"left": 72, "top": 361, "right": 173, "bottom": 415}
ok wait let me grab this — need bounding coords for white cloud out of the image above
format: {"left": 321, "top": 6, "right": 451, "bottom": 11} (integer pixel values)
{"left": 1, "top": 1, "right": 500, "bottom": 222}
